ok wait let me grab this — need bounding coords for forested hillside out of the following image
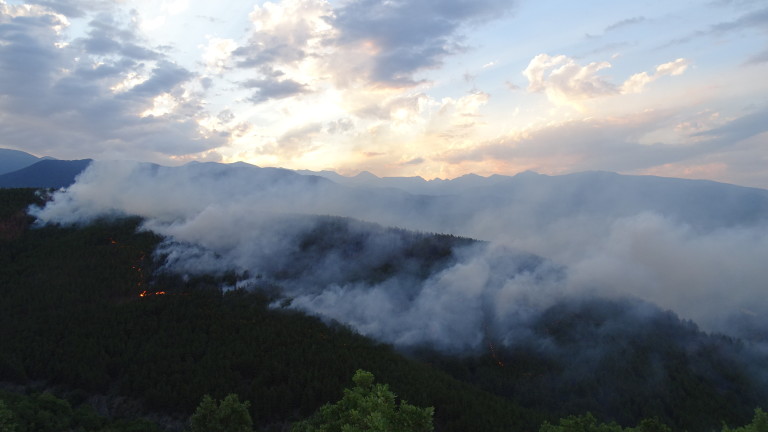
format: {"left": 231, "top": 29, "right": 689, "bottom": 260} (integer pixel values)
{"left": 1, "top": 188, "right": 766, "bottom": 431}
{"left": 0, "top": 188, "right": 540, "bottom": 431}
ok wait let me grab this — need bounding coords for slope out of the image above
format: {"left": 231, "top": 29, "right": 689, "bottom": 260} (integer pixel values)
{"left": 0, "top": 159, "right": 92, "bottom": 188}
{"left": 0, "top": 148, "right": 46, "bottom": 175}
{"left": 0, "top": 188, "right": 542, "bottom": 432}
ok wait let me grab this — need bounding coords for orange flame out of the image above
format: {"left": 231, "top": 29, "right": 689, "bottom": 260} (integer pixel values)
{"left": 139, "top": 290, "right": 167, "bottom": 298}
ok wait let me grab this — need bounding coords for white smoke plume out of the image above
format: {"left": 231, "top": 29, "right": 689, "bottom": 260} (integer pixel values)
{"left": 31, "top": 160, "right": 768, "bottom": 351}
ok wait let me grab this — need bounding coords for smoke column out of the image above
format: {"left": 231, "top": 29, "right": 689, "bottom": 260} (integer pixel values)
{"left": 31, "top": 160, "right": 768, "bottom": 351}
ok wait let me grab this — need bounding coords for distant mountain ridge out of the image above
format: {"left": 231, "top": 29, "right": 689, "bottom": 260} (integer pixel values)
{"left": 295, "top": 167, "right": 768, "bottom": 231}
{"left": 0, "top": 159, "right": 92, "bottom": 189}
{"left": 3, "top": 153, "right": 767, "bottom": 231}
{"left": 0, "top": 148, "right": 54, "bottom": 175}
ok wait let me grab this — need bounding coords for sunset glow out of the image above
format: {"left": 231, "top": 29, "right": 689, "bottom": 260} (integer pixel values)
{"left": 1, "top": 0, "right": 766, "bottom": 187}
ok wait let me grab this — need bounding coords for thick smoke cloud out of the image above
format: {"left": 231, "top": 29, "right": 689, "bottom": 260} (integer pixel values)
{"left": 32, "top": 160, "right": 768, "bottom": 351}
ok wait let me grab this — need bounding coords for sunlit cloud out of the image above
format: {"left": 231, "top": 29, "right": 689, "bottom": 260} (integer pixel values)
{"left": 523, "top": 54, "right": 618, "bottom": 105}
{"left": 200, "top": 37, "right": 236, "bottom": 74}
{"left": 524, "top": 54, "right": 691, "bottom": 107}
{"left": 0, "top": 0, "right": 766, "bottom": 187}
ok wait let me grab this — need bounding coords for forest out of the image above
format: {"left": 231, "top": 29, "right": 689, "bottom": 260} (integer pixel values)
{"left": 1, "top": 187, "right": 766, "bottom": 431}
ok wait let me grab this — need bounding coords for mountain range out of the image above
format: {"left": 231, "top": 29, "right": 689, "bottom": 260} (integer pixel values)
{"left": 0, "top": 148, "right": 54, "bottom": 175}
{"left": 3, "top": 148, "right": 768, "bottom": 234}
{"left": 4, "top": 148, "right": 768, "bottom": 431}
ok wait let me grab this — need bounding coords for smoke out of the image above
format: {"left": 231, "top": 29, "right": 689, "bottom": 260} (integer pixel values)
{"left": 31, "top": 160, "right": 768, "bottom": 351}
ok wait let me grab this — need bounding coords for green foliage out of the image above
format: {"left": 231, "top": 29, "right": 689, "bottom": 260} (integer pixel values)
{"left": 418, "top": 296, "right": 766, "bottom": 431}
{"left": 539, "top": 413, "right": 673, "bottom": 432}
{"left": 0, "top": 400, "right": 18, "bottom": 432}
{"left": 190, "top": 394, "right": 253, "bottom": 432}
{"left": 291, "top": 370, "right": 433, "bottom": 432}
{"left": 0, "top": 390, "right": 160, "bottom": 432}
{"left": 631, "top": 418, "right": 672, "bottom": 432}
{"left": 723, "top": 409, "right": 768, "bottom": 432}
{"left": 539, "top": 413, "right": 623, "bottom": 432}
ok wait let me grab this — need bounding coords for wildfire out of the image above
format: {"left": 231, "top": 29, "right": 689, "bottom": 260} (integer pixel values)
{"left": 488, "top": 342, "right": 505, "bottom": 368}
{"left": 139, "top": 290, "right": 167, "bottom": 297}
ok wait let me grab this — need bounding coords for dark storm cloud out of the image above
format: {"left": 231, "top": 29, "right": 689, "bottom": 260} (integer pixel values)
{"left": 331, "top": 0, "right": 516, "bottom": 86}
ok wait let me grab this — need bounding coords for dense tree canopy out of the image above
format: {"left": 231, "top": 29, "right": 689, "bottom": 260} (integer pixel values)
{"left": 1, "top": 188, "right": 766, "bottom": 432}
{"left": 291, "top": 370, "right": 433, "bottom": 432}
{"left": 189, "top": 394, "right": 253, "bottom": 432}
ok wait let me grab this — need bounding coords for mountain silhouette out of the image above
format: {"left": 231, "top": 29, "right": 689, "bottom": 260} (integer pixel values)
{"left": 0, "top": 159, "right": 92, "bottom": 188}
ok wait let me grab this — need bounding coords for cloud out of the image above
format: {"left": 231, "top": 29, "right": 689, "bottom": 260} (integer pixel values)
{"left": 330, "top": 0, "right": 516, "bottom": 87}
{"left": 660, "top": 6, "right": 768, "bottom": 49}
{"left": 231, "top": 0, "right": 332, "bottom": 102}
{"left": 434, "top": 104, "right": 768, "bottom": 188}
{"left": 692, "top": 105, "right": 768, "bottom": 144}
{"left": 524, "top": 54, "right": 690, "bottom": 105}
{"left": 201, "top": 37, "right": 237, "bottom": 74}
{"left": 242, "top": 78, "right": 307, "bottom": 102}
{"left": 78, "top": 12, "right": 159, "bottom": 60}
{"left": 228, "top": 0, "right": 516, "bottom": 97}
{"left": 746, "top": 47, "right": 768, "bottom": 64}
{"left": 260, "top": 123, "right": 323, "bottom": 159}
{"left": 523, "top": 54, "right": 617, "bottom": 104}
{"left": 400, "top": 157, "right": 424, "bottom": 165}
{"left": 437, "top": 113, "right": 688, "bottom": 172}
{"left": 709, "top": 5, "right": 768, "bottom": 33}
{"left": 23, "top": 0, "right": 113, "bottom": 18}
{"left": 622, "top": 58, "right": 690, "bottom": 94}
{"left": 0, "top": 3, "right": 225, "bottom": 161}
{"left": 604, "top": 16, "right": 646, "bottom": 32}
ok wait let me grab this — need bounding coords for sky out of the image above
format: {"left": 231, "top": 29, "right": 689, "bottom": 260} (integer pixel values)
{"left": 1, "top": 0, "right": 767, "bottom": 187}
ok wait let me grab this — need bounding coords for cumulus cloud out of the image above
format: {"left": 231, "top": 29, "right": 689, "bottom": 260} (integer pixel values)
{"left": 523, "top": 54, "right": 617, "bottom": 103}
{"left": 622, "top": 58, "right": 690, "bottom": 94}
{"left": 234, "top": 0, "right": 332, "bottom": 68}
{"left": 230, "top": 0, "right": 332, "bottom": 103}
{"left": 523, "top": 54, "right": 690, "bottom": 106}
